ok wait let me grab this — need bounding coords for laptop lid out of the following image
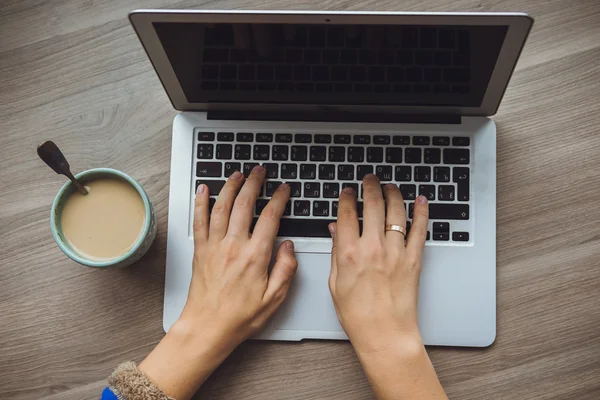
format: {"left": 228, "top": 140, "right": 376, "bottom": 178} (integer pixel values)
{"left": 129, "top": 10, "right": 532, "bottom": 117}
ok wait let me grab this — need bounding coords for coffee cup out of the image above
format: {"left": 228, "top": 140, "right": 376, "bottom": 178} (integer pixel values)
{"left": 50, "top": 168, "right": 156, "bottom": 268}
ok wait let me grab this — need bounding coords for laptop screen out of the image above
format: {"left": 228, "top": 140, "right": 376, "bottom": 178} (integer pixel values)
{"left": 152, "top": 22, "right": 508, "bottom": 107}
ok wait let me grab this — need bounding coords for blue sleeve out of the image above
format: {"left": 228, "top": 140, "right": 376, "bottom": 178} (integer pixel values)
{"left": 101, "top": 387, "right": 119, "bottom": 400}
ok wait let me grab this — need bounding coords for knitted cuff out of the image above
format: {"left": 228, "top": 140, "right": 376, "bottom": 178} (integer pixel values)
{"left": 108, "top": 361, "right": 174, "bottom": 400}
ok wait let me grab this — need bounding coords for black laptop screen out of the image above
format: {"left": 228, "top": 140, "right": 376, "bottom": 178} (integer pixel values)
{"left": 152, "top": 22, "right": 508, "bottom": 107}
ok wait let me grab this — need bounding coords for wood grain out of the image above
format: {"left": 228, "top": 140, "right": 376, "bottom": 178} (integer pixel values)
{"left": 1, "top": 1, "right": 599, "bottom": 399}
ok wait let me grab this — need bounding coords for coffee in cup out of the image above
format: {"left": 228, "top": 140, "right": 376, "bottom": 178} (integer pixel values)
{"left": 51, "top": 168, "right": 156, "bottom": 268}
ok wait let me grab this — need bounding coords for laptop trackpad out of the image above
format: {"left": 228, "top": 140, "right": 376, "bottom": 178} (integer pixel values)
{"left": 273, "top": 252, "right": 344, "bottom": 332}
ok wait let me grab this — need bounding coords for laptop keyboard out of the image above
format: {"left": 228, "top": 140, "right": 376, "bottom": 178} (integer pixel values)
{"left": 195, "top": 131, "right": 472, "bottom": 242}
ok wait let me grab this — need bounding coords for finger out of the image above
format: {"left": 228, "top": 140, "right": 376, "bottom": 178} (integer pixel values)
{"left": 233, "top": 24, "right": 252, "bottom": 50}
{"left": 251, "top": 183, "right": 290, "bottom": 243}
{"left": 263, "top": 241, "right": 298, "bottom": 304}
{"left": 228, "top": 165, "right": 266, "bottom": 237}
{"left": 361, "top": 174, "right": 385, "bottom": 237}
{"left": 252, "top": 24, "right": 274, "bottom": 58}
{"left": 209, "top": 171, "right": 244, "bottom": 240}
{"left": 406, "top": 195, "right": 429, "bottom": 263}
{"left": 383, "top": 183, "right": 407, "bottom": 247}
{"left": 193, "top": 184, "right": 210, "bottom": 247}
{"left": 336, "top": 186, "right": 360, "bottom": 246}
{"left": 328, "top": 223, "right": 338, "bottom": 295}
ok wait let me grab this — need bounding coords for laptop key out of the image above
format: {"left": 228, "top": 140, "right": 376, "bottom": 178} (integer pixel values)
{"left": 332, "top": 202, "right": 339, "bottom": 217}
{"left": 255, "top": 199, "right": 269, "bottom": 215}
{"left": 413, "top": 136, "right": 430, "bottom": 145}
{"left": 434, "top": 166, "right": 451, "bottom": 182}
{"left": 304, "top": 182, "right": 321, "bottom": 198}
{"left": 386, "top": 148, "right": 403, "bottom": 163}
{"left": 419, "top": 185, "right": 436, "bottom": 200}
{"left": 353, "top": 135, "right": 371, "bottom": 144}
{"left": 348, "top": 147, "right": 365, "bottom": 162}
{"left": 328, "top": 146, "right": 345, "bottom": 162}
{"left": 216, "top": 144, "right": 232, "bottom": 159}
{"left": 342, "top": 183, "right": 359, "bottom": 196}
{"left": 291, "top": 146, "right": 308, "bottom": 161}
{"left": 295, "top": 134, "right": 312, "bottom": 143}
{"left": 281, "top": 164, "right": 298, "bottom": 179}
{"left": 334, "top": 135, "right": 351, "bottom": 144}
{"left": 264, "top": 163, "right": 278, "bottom": 179}
{"left": 237, "top": 132, "right": 254, "bottom": 142}
{"left": 357, "top": 201, "right": 364, "bottom": 218}
{"left": 272, "top": 145, "right": 289, "bottom": 161}
{"left": 338, "top": 165, "right": 355, "bottom": 180}
{"left": 399, "top": 184, "right": 417, "bottom": 200}
{"left": 414, "top": 166, "right": 431, "bottom": 182}
{"left": 452, "top": 231, "right": 469, "bottom": 241}
{"left": 357, "top": 165, "right": 373, "bottom": 180}
{"left": 196, "top": 180, "right": 226, "bottom": 195}
{"left": 393, "top": 136, "right": 410, "bottom": 145}
{"left": 243, "top": 163, "right": 259, "bottom": 177}
{"left": 310, "top": 146, "right": 327, "bottom": 162}
{"left": 224, "top": 162, "right": 241, "bottom": 177}
{"left": 315, "top": 134, "right": 332, "bottom": 144}
{"left": 288, "top": 182, "right": 302, "bottom": 198}
{"left": 217, "top": 132, "right": 234, "bottom": 142}
{"left": 395, "top": 166, "right": 412, "bottom": 182}
{"left": 300, "top": 164, "right": 317, "bottom": 179}
{"left": 424, "top": 148, "right": 441, "bottom": 164}
{"left": 376, "top": 165, "right": 393, "bottom": 181}
{"left": 319, "top": 164, "right": 336, "bottom": 180}
{"left": 433, "top": 221, "right": 450, "bottom": 241}
{"left": 234, "top": 145, "right": 251, "bottom": 160}
{"left": 452, "top": 137, "right": 470, "bottom": 146}
{"left": 444, "top": 148, "right": 470, "bottom": 164}
{"left": 374, "top": 135, "right": 391, "bottom": 145}
{"left": 266, "top": 181, "right": 282, "bottom": 197}
{"left": 324, "top": 183, "right": 340, "bottom": 198}
{"left": 453, "top": 167, "right": 470, "bottom": 201}
{"left": 256, "top": 133, "right": 273, "bottom": 142}
{"left": 313, "top": 201, "right": 330, "bottom": 217}
{"left": 198, "top": 132, "right": 215, "bottom": 141}
{"left": 253, "top": 145, "right": 270, "bottom": 160}
{"left": 294, "top": 201, "right": 311, "bottom": 216}
{"left": 433, "top": 136, "right": 450, "bottom": 146}
{"left": 283, "top": 201, "right": 292, "bottom": 216}
{"left": 252, "top": 218, "right": 354, "bottom": 237}
{"left": 411, "top": 203, "right": 469, "bottom": 220}
{"left": 405, "top": 148, "right": 422, "bottom": 163}
{"left": 196, "top": 162, "right": 221, "bottom": 178}
{"left": 438, "top": 185, "right": 455, "bottom": 201}
{"left": 275, "top": 133, "right": 293, "bottom": 143}
{"left": 197, "top": 144, "right": 214, "bottom": 159}
{"left": 367, "top": 147, "right": 384, "bottom": 163}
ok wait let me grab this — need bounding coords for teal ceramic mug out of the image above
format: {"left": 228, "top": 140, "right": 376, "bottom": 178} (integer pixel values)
{"left": 50, "top": 168, "right": 156, "bottom": 268}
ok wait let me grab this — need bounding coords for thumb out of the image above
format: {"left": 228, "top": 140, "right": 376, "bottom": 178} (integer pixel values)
{"left": 264, "top": 240, "right": 298, "bottom": 304}
{"left": 328, "top": 223, "right": 338, "bottom": 294}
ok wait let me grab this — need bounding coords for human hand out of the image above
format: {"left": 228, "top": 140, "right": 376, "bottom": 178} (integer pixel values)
{"left": 328, "top": 174, "right": 429, "bottom": 355}
{"left": 179, "top": 166, "right": 298, "bottom": 347}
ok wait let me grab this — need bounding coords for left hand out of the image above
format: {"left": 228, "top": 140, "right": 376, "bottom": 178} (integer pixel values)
{"left": 179, "top": 166, "right": 298, "bottom": 346}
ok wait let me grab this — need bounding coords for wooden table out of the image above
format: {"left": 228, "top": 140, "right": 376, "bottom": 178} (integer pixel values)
{"left": 1, "top": 1, "right": 599, "bottom": 399}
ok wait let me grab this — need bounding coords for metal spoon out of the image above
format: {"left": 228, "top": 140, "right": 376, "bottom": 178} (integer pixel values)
{"left": 37, "top": 141, "right": 88, "bottom": 195}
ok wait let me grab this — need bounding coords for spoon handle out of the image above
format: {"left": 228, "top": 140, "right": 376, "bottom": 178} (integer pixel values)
{"left": 37, "top": 141, "right": 88, "bottom": 195}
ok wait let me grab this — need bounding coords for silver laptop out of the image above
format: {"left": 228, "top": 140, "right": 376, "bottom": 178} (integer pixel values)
{"left": 130, "top": 10, "right": 532, "bottom": 347}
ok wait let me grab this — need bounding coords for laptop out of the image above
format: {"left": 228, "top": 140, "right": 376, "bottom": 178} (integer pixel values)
{"left": 129, "top": 10, "right": 532, "bottom": 347}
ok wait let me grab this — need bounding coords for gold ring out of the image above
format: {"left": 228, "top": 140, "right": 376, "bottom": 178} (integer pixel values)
{"left": 385, "top": 224, "right": 406, "bottom": 236}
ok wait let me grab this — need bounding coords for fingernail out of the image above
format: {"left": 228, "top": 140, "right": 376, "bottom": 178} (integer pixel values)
{"left": 252, "top": 165, "right": 265, "bottom": 174}
{"left": 343, "top": 187, "right": 355, "bottom": 194}
{"left": 230, "top": 171, "right": 243, "bottom": 180}
{"left": 277, "top": 182, "right": 289, "bottom": 190}
{"left": 197, "top": 184, "right": 205, "bottom": 195}
{"left": 328, "top": 223, "right": 336, "bottom": 236}
{"left": 364, "top": 173, "right": 376, "bottom": 180}
{"left": 417, "top": 195, "right": 428, "bottom": 205}
{"left": 285, "top": 241, "right": 294, "bottom": 250}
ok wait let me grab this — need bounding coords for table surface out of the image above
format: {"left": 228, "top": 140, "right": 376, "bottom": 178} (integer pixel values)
{"left": 1, "top": 1, "right": 599, "bottom": 399}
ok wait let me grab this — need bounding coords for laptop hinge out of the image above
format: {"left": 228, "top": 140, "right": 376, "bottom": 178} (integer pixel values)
{"left": 207, "top": 110, "right": 461, "bottom": 124}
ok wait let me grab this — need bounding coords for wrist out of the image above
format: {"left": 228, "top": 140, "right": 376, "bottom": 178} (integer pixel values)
{"left": 170, "top": 312, "right": 240, "bottom": 358}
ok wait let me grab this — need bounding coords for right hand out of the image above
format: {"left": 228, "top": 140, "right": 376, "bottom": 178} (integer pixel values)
{"left": 328, "top": 174, "right": 429, "bottom": 355}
